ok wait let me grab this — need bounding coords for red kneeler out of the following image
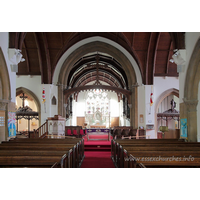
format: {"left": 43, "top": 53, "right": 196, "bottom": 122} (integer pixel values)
{"left": 67, "top": 129, "right": 73, "bottom": 136}
{"left": 80, "top": 129, "right": 85, "bottom": 137}
{"left": 73, "top": 129, "right": 78, "bottom": 137}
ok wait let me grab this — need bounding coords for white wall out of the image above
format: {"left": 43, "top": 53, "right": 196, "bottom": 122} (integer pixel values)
{"left": 154, "top": 77, "right": 179, "bottom": 101}
{"left": 76, "top": 92, "right": 86, "bottom": 117}
{"left": 0, "top": 32, "right": 16, "bottom": 103}
{"left": 109, "top": 92, "right": 119, "bottom": 117}
{"left": 16, "top": 76, "right": 58, "bottom": 125}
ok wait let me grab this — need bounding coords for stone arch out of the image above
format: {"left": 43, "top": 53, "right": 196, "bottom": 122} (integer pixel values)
{"left": 0, "top": 47, "right": 11, "bottom": 141}
{"left": 0, "top": 47, "right": 11, "bottom": 101}
{"left": 57, "top": 40, "right": 140, "bottom": 127}
{"left": 154, "top": 88, "right": 179, "bottom": 136}
{"left": 183, "top": 38, "right": 200, "bottom": 141}
{"left": 16, "top": 87, "right": 41, "bottom": 126}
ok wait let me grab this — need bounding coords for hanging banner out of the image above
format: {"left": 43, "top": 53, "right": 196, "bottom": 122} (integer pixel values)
{"left": 180, "top": 118, "right": 187, "bottom": 139}
{"left": 42, "top": 87, "right": 46, "bottom": 113}
{"left": 8, "top": 112, "right": 16, "bottom": 137}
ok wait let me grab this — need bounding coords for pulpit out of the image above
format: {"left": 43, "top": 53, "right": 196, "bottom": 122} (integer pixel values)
{"left": 48, "top": 115, "right": 65, "bottom": 136}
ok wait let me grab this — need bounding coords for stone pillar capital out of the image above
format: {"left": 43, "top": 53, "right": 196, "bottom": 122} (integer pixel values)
{"left": 183, "top": 98, "right": 198, "bottom": 112}
{"left": 0, "top": 102, "right": 7, "bottom": 110}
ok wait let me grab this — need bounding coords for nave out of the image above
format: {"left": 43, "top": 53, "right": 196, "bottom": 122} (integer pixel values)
{"left": 1, "top": 128, "right": 200, "bottom": 168}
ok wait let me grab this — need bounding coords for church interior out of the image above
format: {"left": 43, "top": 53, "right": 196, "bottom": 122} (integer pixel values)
{"left": 1, "top": 2, "right": 200, "bottom": 199}
{"left": 1, "top": 31, "right": 200, "bottom": 167}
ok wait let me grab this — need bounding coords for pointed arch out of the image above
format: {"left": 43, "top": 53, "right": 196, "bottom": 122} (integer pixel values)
{"left": 183, "top": 37, "right": 200, "bottom": 141}
{"left": 16, "top": 87, "right": 41, "bottom": 126}
{"left": 0, "top": 47, "right": 11, "bottom": 100}
{"left": 57, "top": 39, "right": 141, "bottom": 128}
{"left": 154, "top": 88, "right": 179, "bottom": 136}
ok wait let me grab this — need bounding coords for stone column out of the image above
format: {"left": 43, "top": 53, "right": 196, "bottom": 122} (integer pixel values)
{"left": 58, "top": 84, "right": 64, "bottom": 117}
{"left": 63, "top": 104, "right": 68, "bottom": 119}
{"left": 130, "top": 84, "right": 138, "bottom": 128}
{"left": 182, "top": 98, "right": 198, "bottom": 142}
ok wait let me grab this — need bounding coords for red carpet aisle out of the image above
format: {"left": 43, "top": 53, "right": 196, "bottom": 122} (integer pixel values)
{"left": 81, "top": 134, "right": 115, "bottom": 168}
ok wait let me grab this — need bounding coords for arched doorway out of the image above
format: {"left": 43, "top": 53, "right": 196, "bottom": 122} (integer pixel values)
{"left": 0, "top": 47, "right": 11, "bottom": 141}
{"left": 16, "top": 87, "right": 41, "bottom": 128}
{"left": 56, "top": 39, "right": 140, "bottom": 128}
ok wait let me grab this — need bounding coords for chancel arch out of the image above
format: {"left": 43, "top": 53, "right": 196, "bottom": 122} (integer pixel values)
{"left": 57, "top": 39, "right": 142, "bottom": 128}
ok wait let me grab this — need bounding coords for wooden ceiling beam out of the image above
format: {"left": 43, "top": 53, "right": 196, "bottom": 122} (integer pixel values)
{"left": 33, "top": 32, "right": 43, "bottom": 83}
{"left": 76, "top": 74, "right": 119, "bottom": 88}
{"left": 166, "top": 41, "right": 173, "bottom": 74}
{"left": 64, "top": 85, "right": 131, "bottom": 103}
{"left": 19, "top": 32, "right": 27, "bottom": 50}
{"left": 43, "top": 33, "right": 52, "bottom": 84}
{"left": 153, "top": 32, "right": 161, "bottom": 77}
{"left": 145, "top": 33, "right": 152, "bottom": 85}
{"left": 23, "top": 40, "right": 30, "bottom": 73}
{"left": 131, "top": 32, "right": 135, "bottom": 47}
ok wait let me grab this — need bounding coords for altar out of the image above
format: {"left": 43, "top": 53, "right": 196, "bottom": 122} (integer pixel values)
{"left": 90, "top": 125, "right": 106, "bottom": 128}
{"left": 86, "top": 128, "right": 110, "bottom": 141}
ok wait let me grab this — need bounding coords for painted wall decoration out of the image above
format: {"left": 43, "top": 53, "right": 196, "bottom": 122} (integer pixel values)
{"left": 8, "top": 112, "right": 16, "bottom": 137}
{"left": 180, "top": 118, "right": 187, "bottom": 139}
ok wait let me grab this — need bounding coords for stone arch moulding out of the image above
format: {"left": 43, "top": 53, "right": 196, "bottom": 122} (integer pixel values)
{"left": 0, "top": 47, "right": 11, "bottom": 101}
{"left": 56, "top": 38, "right": 142, "bottom": 128}
{"left": 16, "top": 87, "right": 41, "bottom": 126}
{"left": 53, "top": 36, "right": 142, "bottom": 86}
{"left": 183, "top": 38, "right": 200, "bottom": 142}
{"left": 154, "top": 88, "right": 179, "bottom": 137}
{"left": 0, "top": 47, "right": 12, "bottom": 140}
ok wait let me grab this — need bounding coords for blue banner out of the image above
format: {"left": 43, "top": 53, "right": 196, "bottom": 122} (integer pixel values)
{"left": 8, "top": 112, "right": 16, "bottom": 137}
{"left": 180, "top": 118, "right": 187, "bottom": 138}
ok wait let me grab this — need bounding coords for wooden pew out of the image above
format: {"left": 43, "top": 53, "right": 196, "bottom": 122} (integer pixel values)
{"left": 111, "top": 139, "right": 200, "bottom": 168}
{"left": 0, "top": 154, "right": 70, "bottom": 168}
{"left": 0, "top": 143, "right": 78, "bottom": 168}
{"left": 119, "top": 146, "right": 200, "bottom": 168}
{"left": 6, "top": 137, "right": 85, "bottom": 163}
{"left": 111, "top": 139, "right": 185, "bottom": 164}
{"left": 114, "top": 141, "right": 200, "bottom": 168}
{"left": 4, "top": 138, "right": 85, "bottom": 166}
{"left": 124, "top": 151, "right": 200, "bottom": 168}
{"left": 112, "top": 126, "right": 133, "bottom": 139}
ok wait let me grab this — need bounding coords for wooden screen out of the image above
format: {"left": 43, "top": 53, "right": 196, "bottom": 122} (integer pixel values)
{"left": 111, "top": 117, "right": 119, "bottom": 128}
{"left": 77, "top": 117, "right": 85, "bottom": 128}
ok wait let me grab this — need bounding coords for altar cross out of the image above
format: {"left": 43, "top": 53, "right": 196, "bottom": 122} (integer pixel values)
{"left": 19, "top": 93, "right": 28, "bottom": 108}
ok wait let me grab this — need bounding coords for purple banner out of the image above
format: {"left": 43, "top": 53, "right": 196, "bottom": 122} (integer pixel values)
{"left": 87, "top": 128, "right": 109, "bottom": 133}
